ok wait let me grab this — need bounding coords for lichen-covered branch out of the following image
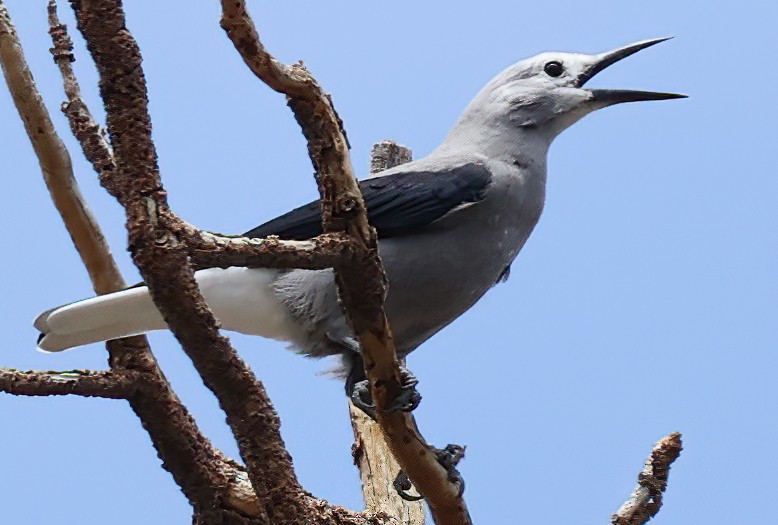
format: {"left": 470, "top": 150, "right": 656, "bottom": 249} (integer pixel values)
{"left": 611, "top": 433, "right": 683, "bottom": 525}
{"left": 0, "top": 368, "right": 136, "bottom": 398}
{"left": 219, "top": 3, "right": 470, "bottom": 524}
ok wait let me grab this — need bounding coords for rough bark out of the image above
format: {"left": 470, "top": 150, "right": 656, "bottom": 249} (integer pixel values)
{"left": 369, "top": 141, "right": 413, "bottom": 176}
{"left": 181, "top": 228, "right": 354, "bottom": 271}
{"left": 611, "top": 433, "right": 682, "bottom": 525}
{"left": 219, "top": 3, "right": 471, "bottom": 523}
{"left": 350, "top": 142, "right": 425, "bottom": 524}
{"left": 3, "top": 2, "right": 265, "bottom": 520}
{"left": 67, "top": 1, "right": 312, "bottom": 521}
{"left": 47, "top": 0, "right": 116, "bottom": 185}
{"left": 0, "top": 369, "right": 137, "bottom": 398}
{"left": 0, "top": 2, "right": 685, "bottom": 524}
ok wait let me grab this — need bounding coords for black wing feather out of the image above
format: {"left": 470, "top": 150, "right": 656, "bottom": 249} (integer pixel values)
{"left": 244, "top": 163, "right": 492, "bottom": 240}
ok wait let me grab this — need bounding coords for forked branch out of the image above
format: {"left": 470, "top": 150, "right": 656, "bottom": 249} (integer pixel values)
{"left": 67, "top": 1, "right": 385, "bottom": 523}
{"left": 219, "top": 2, "right": 471, "bottom": 524}
{"left": 2, "top": 1, "right": 263, "bottom": 519}
{"left": 0, "top": 2, "right": 684, "bottom": 524}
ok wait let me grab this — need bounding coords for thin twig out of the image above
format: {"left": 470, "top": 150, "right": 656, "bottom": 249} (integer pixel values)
{"left": 612, "top": 433, "right": 683, "bottom": 525}
{"left": 47, "top": 0, "right": 116, "bottom": 184}
{"left": 219, "top": 3, "right": 471, "bottom": 524}
{"left": 0, "top": 368, "right": 137, "bottom": 398}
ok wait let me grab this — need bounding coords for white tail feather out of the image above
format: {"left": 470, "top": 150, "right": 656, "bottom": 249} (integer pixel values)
{"left": 36, "top": 267, "right": 295, "bottom": 352}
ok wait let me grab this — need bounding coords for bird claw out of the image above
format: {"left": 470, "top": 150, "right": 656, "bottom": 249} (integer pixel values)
{"left": 392, "top": 443, "right": 466, "bottom": 500}
{"left": 349, "top": 367, "right": 422, "bottom": 420}
{"left": 436, "top": 444, "right": 467, "bottom": 497}
{"left": 390, "top": 367, "right": 422, "bottom": 412}
{"left": 350, "top": 380, "right": 377, "bottom": 420}
{"left": 393, "top": 470, "right": 424, "bottom": 501}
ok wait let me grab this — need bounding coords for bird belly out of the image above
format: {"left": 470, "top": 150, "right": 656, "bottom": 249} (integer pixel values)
{"left": 380, "top": 225, "right": 526, "bottom": 355}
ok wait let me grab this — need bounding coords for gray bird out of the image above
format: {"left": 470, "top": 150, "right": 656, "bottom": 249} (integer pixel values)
{"left": 35, "top": 38, "right": 684, "bottom": 410}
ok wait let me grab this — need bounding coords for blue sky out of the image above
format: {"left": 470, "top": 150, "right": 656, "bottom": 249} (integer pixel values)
{"left": 1, "top": 1, "right": 776, "bottom": 523}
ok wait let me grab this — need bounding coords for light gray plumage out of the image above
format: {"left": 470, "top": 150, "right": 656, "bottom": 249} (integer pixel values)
{"left": 36, "top": 39, "right": 684, "bottom": 385}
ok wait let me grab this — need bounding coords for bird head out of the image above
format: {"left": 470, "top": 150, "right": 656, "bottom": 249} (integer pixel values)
{"left": 447, "top": 38, "right": 685, "bottom": 152}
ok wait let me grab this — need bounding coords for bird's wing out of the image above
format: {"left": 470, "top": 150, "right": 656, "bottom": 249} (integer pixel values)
{"left": 244, "top": 162, "right": 492, "bottom": 240}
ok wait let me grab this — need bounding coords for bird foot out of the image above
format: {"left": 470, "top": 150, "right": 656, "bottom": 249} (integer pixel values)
{"left": 349, "top": 367, "right": 422, "bottom": 420}
{"left": 393, "top": 443, "right": 466, "bottom": 501}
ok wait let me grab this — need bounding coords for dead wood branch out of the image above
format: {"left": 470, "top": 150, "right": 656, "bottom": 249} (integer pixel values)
{"left": 47, "top": 0, "right": 116, "bottom": 183}
{"left": 49, "top": 2, "right": 335, "bottom": 276}
{"left": 68, "top": 0, "right": 305, "bottom": 517}
{"left": 67, "top": 2, "right": 387, "bottom": 523}
{"left": 369, "top": 141, "right": 413, "bottom": 175}
{"left": 1, "top": 2, "right": 685, "bottom": 524}
{"left": 612, "top": 433, "right": 683, "bottom": 525}
{"left": 179, "top": 227, "right": 354, "bottom": 271}
{"left": 0, "top": 0, "right": 121, "bottom": 294}
{"left": 219, "top": 3, "right": 471, "bottom": 523}
{"left": 350, "top": 141, "right": 425, "bottom": 524}
{"left": 0, "top": 368, "right": 136, "bottom": 398}
{"left": 351, "top": 403, "right": 427, "bottom": 524}
{"left": 2, "top": 2, "right": 264, "bottom": 519}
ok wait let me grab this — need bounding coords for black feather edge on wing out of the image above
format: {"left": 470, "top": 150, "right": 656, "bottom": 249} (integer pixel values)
{"left": 244, "top": 163, "right": 492, "bottom": 240}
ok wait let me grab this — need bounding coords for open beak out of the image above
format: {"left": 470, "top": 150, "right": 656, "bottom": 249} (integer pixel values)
{"left": 577, "top": 38, "right": 687, "bottom": 105}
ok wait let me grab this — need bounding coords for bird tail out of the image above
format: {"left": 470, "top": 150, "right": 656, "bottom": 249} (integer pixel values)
{"left": 35, "top": 286, "right": 166, "bottom": 352}
{"left": 35, "top": 267, "right": 294, "bottom": 352}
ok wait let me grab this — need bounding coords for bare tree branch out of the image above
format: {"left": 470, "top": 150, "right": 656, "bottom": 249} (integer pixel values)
{"left": 351, "top": 404, "right": 427, "bottom": 524}
{"left": 369, "top": 141, "right": 413, "bottom": 176}
{"left": 0, "top": 0, "right": 122, "bottom": 294}
{"left": 50, "top": 0, "right": 353, "bottom": 280}
{"left": 47, "top": 0, "right": 116, "bottom": 184}
{"left": 179, "top": 227, "right": 353, "bottom": 271}
{"left": 350, "top": 142, "right": 425, "bottom": 524}
{"left": 0, "top": 368, "right": 136, "bottom": 398}
{"left": 1, "top": 2, "right": 684, "bottom": 524}
{"left": 65, "top": 2, "right": 388, "bottom": 523}
{"left": 1, "top": 2, "right": 269, "bottom": 519}
{"left": 612, "top": 433, "right": 683, "bottom": 525}
{"left": 107, "top": 337, "right": 263, "bottom": 522}
{"left": 71, "top": 0, "right": 297, "bottom": 506}
{"left": 49, "top": 1, "right": 343, "bottom": 277}
{"left": 218, "top": 4, "right": 471, "bottom": 524}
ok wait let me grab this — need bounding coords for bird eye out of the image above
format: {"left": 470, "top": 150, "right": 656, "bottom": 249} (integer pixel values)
{"left": 544, "top": 61, "right": 564, "bottom": 77}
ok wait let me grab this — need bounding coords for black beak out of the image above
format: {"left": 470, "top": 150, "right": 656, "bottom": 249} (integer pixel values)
{"left": 577, "top": 38, "right": 687, "bottom": 104}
